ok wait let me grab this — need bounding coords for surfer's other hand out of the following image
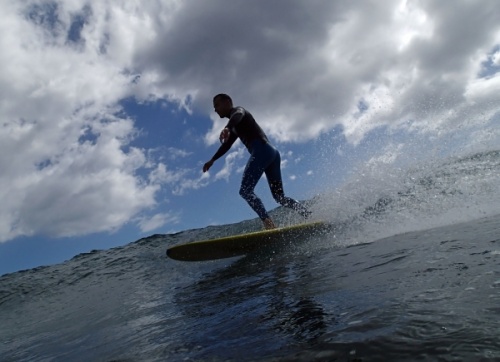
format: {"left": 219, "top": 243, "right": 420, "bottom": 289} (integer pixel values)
{"left": 219, "top": 128, "right": 230, "bottom": 143}
{"left": 203, "top": 160, "right": 214, "bottom": 172}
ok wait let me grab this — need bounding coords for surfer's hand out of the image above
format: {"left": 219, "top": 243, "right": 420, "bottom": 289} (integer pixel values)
{"left": 219, "top": 128, "right": 230, "bottom": 144}
{"left": 203, "top": 160, "right": 214, "bottom": 172}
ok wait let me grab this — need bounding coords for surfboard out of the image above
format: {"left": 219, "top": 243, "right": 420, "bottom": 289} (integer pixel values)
{"left": 166, "top": 221, "right": 328, "bottom": 261}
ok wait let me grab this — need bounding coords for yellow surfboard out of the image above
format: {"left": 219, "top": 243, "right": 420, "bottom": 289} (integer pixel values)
{"left": 166, "top": 221, "right": 327, "bottom": 261}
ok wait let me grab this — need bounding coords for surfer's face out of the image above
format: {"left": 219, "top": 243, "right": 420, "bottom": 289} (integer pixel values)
{"left": 213, "top": 97, "right": 231, "bottom": 118}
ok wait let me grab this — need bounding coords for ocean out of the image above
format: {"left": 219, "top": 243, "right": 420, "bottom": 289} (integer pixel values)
{"left": 1, "top": 150, "right": 499, "bottom": 361}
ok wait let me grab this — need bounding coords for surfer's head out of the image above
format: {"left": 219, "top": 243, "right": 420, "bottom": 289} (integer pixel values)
{"left": 213, "top": 93, "right": 233, "bottom": 118}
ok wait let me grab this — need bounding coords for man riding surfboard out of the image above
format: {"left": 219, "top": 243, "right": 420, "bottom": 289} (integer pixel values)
{"left": 203, "top": 94, "right": 311, "bottom": 229}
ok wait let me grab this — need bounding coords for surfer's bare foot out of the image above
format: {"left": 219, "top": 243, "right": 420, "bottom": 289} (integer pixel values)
{"left": 263, "top": 218, "right": 276, "bottom": 230}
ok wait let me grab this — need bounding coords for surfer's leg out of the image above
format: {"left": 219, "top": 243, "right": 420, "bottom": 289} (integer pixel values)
{"left": 240, "top": 154, "right": 269, "bottom": 220}
{"left": 266, "top": 151, "right": 311, "bottom": 218}
{"left": 240, "top": 140, "right": 283, "bottom": 228}
{"left": 269, "top": 180, "right": 311, "bottom": 218}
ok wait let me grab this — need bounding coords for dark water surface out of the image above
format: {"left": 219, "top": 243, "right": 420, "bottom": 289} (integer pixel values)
{"left": 1, "top": 214, "right": 498, "bottom": 361}
{"left": 171, "top": 215, "right": 500, "bottom": 361}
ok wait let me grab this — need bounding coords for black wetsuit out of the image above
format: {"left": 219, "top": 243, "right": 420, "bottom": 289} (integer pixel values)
{"left": 211, "top": 107, "right": 310, "bottom": 220}
{"left": 212, "top": 107, "right": 268, "bottom": 157}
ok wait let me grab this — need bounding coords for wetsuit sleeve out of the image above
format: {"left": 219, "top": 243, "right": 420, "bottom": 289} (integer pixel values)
{"left": 211, "top": 131, "right": 238, "bottom": 161}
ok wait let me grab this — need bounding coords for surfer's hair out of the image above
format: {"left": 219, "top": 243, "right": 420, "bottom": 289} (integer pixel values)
{"left": 213, "top": 93, "right": 233, "bottom": 104}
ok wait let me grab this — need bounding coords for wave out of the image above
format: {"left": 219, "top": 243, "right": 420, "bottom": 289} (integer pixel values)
{"left": 311, "top": 149, "right": 500, "bottom": 245}
{"left": 1, "top": 150, "right": 498, "bottom": 305}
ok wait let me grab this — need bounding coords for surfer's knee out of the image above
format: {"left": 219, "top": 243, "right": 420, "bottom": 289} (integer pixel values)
{"left": 239, "top": 186, "right": 252, "bottom": 201}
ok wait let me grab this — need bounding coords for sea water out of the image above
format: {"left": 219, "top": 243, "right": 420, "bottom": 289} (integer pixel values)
{"left": 1, "top": 150, "right": 499, "bottom": 361}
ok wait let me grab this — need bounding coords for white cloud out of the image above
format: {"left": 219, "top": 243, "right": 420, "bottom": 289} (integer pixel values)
{"left": 137, "top": 212, "right": 179, "bottom": 233}
{"left": 214, "top": 148, "right": 245, "bottom": 181}
{"left": 492, "top": 51, "right": 500, "bottom": 66}
{"left": 0, "top": 1, "right": 173, "bottom": 241}
{"left": 149, "top": 163, "right": 185, "bottom": 185}
{"left": 171, "top": 172, "right": 210, "bottom": 196}
{"left": 129, "top": 0, "right": 500, "bottom": 146}
{"left": 280, "top": 159, "right": 289, "bottom": 169}
{"left": 167, "top": 147, "right": 192, "bottom": 159}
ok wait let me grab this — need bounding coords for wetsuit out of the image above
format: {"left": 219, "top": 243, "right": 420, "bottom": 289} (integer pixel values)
{"left": 211, "top": 107, "right": 310, "bottom": 220}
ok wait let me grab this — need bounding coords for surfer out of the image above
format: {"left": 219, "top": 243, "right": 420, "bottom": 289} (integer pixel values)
{"left": 203, "top": 93, "right": 311, "bottom": 229}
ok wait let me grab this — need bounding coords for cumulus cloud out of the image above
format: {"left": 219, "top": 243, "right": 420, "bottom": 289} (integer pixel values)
{"left": 214, "top": 148, "right": 245, "bottom": 182}
{"left": 136, "top": 212, "right": 179, "bottom": 233}
{"left": 135, "top": 0, "right": 500, "bottom": 144}
{"left": 1, "top": 0, "right": 499, "bottom": 242}
{"left": 0, "top": 1, "right": 175, "bottom": 241}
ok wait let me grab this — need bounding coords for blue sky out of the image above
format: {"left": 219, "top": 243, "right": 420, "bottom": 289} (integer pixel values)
{"left": 1, "top": 0, "right": 500, "bottom": 275}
